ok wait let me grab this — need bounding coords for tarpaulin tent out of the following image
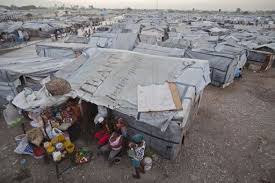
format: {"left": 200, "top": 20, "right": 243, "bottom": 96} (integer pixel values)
{"left": 184, "top": 49, "right": 238, "bottom": 87}
{"left": 22, "top": 22, "right": 54, "bottom": 38}
{"left": 0, "top": 55, "right": 74, "bottom": 105}
{"left": 36, "top": 42, "right": 92, "bottom": 58}
{"left": 88, "top": 32, "right": 139, "bottom": 50}
{"left": 134, "top": 43, "right": 185, "bottom": 58}
{"left": 0, "top": 21, "right": 23, "bottom": 33}
{"left": 65, "top": 36, "right": 90, "bottom": 44}
{"left": 56, "top": 48, "right": 211, "bottom": 159}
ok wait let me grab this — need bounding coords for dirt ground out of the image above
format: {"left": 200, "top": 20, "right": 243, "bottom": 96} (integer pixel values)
{"left": 0, "top": 69, "right": 275, "bottom": 183}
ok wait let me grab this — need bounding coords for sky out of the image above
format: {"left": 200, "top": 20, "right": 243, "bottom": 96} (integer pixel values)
{"left": 0, "top": 0, "right": 275, "bottom": 11}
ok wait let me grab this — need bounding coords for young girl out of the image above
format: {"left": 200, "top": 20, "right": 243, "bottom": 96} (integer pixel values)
{"left": 128, "top": 134, "right": 146, "bottom": 179}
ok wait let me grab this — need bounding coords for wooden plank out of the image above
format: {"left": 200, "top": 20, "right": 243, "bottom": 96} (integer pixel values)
{"left": 168, "top": 82, "right": 182, "bottom": 110}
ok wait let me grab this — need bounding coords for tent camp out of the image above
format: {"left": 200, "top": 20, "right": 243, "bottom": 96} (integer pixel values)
{"left": 55, "top": 48, "right": 211, "bottom": 159}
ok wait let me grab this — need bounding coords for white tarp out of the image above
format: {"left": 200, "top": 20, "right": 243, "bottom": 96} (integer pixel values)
{"left": 137, "top": 83, "right": 176, "bottom": 112}
{"left": 12, "top": 86, "right": 69, "bottom": 111}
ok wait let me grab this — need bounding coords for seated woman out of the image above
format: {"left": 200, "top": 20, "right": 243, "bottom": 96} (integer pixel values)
{"left": 94, "top": 117, "right": 111, "bottom": 147}
{"left": 99, "top": 131, "right": 123, "bottom": 164}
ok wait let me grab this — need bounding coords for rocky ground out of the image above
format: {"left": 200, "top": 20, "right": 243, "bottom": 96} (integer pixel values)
{"left": 0, "top": 69, "right": 275, "bottom": 183}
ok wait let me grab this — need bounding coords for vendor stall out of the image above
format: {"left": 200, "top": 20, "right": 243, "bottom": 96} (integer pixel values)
{"left": 7, "top": 79, "right": 93, "bottom": 178}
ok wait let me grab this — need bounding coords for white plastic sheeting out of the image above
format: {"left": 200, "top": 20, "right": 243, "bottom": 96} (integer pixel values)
{"left": 137, "top": 83, "right": 176, "bottom": 112}
{"left": 12, "top": 86, "right": 69, "bottom": 111}
{"left": 56, "top": 48, "right": 211, "bottom": 131}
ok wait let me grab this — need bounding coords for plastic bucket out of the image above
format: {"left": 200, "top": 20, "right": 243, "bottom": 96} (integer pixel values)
{"left": 14, "top": 134, "right": 26, "bottom": 145}
{"left": 143, "top": 157, "right": 152, "bottom": 171}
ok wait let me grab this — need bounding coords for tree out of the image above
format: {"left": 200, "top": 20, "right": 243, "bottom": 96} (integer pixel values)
{"left": 236, "top": 8, "right": 241, "bottom": 13}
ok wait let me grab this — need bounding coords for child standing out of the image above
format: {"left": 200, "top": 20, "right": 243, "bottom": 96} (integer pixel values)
{"left": 128, "top": 134, "right": 146, "bottom": 179}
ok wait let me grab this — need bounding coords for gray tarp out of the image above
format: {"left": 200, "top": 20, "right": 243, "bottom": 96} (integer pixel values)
{"left": 184, "top": 49, "right": 238, "bottom": 87}
{"left": 0, "top": 21, "right": 23, "bottom": 33}
{"left": 0, "top": 55, "right": 74, "bottom": 105}
{"left": 65, "top": 36, "right": 90, "bottom": 44}
{"left": 89, "top": 32, "right": 138, "bottom": 50}
{"left": 36, "top": 42, "right": 92, "bottom": 58}
{"left": 134, "top": 43, "right": 185, "bottom": 58}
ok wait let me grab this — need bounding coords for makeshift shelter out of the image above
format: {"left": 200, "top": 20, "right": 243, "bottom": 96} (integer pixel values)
{"left": 140, "top": 26, "right": 166, "bottom": 45}
{"left": 111, "top": 23, "right": 141, "bottom": 34}
{"left": 36, "top": 42, "right": 92, "bottom": 58}
{"left": 55, "top": 48, "right": 211, "bottom": 159}
{"left": 22, "top": 22, "right": 54, "bottom": 38}
{"left": 247, "top": 50, "right": 274, "bottom": 71}
{"left": 255, "top": 43, "right": 275, "bottom": 54}
{"left": 159, "top": 37, "right": 190, "bottom": 49}
{"left": 209, "top": 27, "right": 228, "bottom": 36}
{"left": 133, "top": 43, "right": 185, "bottom": 58}
{"left": 184, "top": 49, "right": 238, "bottom": 87}
{"left": 0, "top": 21, "right": 23, "bottom": 34}
{"left": 88, "top": 32, "right": 139, "bottom": 50}
{"left": 0, "top": 55, "right": 75, "bottom": 105}
{"left": 214, "top": 42, "right": 248, "bottom": 70}
{"left": 65, "top": 36, "right": 90, "bottom": 44}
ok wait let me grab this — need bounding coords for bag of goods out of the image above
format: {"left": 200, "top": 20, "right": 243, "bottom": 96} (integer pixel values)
{"left": 14, "top": 136, "right": 33, "bottom": 156}
{"left": 3, "top": 103, "right": 24, "bottom": 128}
{"left": 143, "top": 157, "right": 153, "bottom": 171}
{"left": 46, "top": 145, "right": 55, "bottom": 154}
{"left": 33, "top": 147, "right": 45, "bottom": 159}
{"left": 64, "top": 140, "right": 75, "bottom": 154}
{"left": 26, "top": 128, "right": 44, "bottom": 147}
{"left": 46, "top": 78, "right": 71, "bottom": 96}
{"left": 52, "top": 151, "right": 62, "bottom": 162}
